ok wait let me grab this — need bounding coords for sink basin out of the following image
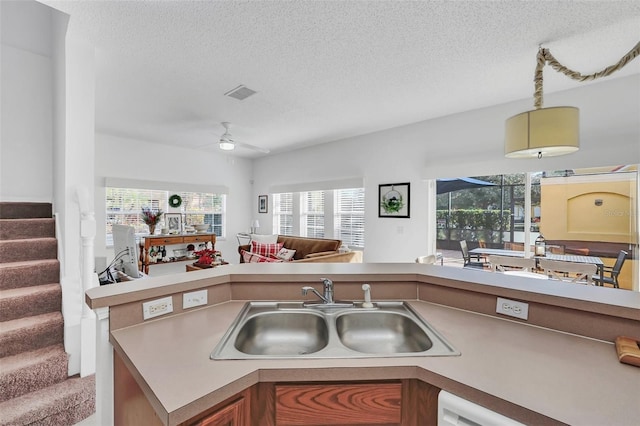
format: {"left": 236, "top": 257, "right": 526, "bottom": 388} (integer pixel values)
{"left": 335, "top": 311, "right": 432, "bottom": 354}
{"left": 234, "top": 311, "right": 328, "bottom": 356}
{"left": 211, "top": 301, "right": 459, "bottom": 360}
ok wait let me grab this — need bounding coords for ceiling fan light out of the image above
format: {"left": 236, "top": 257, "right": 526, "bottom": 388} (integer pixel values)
{"left": 505, "top": 106, "right": 579, "bottom": 158}
{"left": 219, "top": 140, "right": 235, "bottom": 150}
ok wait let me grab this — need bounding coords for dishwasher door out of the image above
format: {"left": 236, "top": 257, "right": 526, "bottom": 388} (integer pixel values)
{"left": 438, "top": 391, "right": 524, "bottom": 426}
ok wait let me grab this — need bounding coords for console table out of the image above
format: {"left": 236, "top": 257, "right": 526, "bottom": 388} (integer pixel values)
{"left": 139, "top": 233, "right": 216, "bottom": 274}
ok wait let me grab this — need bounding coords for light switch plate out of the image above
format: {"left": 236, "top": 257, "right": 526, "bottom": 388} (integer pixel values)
{"left": 183, "top": 289, "right": 208, "bottom": 309}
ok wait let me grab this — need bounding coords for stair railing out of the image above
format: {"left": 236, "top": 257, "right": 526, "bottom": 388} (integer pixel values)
{"left": 75, "top": 186, "right": 113, "bottom": 424}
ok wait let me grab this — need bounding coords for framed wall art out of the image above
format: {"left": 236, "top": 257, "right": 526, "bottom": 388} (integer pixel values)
{"left": 379, "top": 182, "right": 410, "bottom": 218}
{"left": 258, "top": 195, "right": 268, "bottom": 213}
{"left": 165, "top": 213, "right": 182, "bottom": 234}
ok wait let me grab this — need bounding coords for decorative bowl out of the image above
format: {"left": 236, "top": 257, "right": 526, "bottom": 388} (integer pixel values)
{"left": 194, "top": 224, "right": 209, "bottom": 232}
{"left": 173, "top": 248, "right": 187, "bottom": 258}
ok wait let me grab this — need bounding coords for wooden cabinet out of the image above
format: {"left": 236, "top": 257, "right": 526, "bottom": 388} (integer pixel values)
{"left": 192, "top": 395, "right": 247, "bottom": 426}
{"left": 114, "top": 357, "right": 439, "bottom": 426}
{"left": 275, "top": 382, "right": 402, "bottom": 425}
{"left": 139, "top": 233, "right": 216, "bottom": 274}
{"left": 248, "top": 380, "right": 439, "bottom": 426}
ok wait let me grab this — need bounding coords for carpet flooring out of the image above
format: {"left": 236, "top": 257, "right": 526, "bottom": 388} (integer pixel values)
{"left": 0, "top": 202, "right": 95, "bottom": 425}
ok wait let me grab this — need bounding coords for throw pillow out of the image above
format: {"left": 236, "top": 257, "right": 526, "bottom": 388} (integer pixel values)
{"left": 275, "top": 247, "right": 296, "bottom": 261}
{"left": 250, "top": 234, "right": 278, "bottom": 244}
{"left": 250, "top": 241, "right": 283, "bottom": 257}
{"left": 241, "top": 250, "right": 283, "bottom": 263}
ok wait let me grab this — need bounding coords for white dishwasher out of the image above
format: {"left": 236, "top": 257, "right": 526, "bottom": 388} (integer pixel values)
{"left": 438, "top": 391, "right": 525, "bottom": 426}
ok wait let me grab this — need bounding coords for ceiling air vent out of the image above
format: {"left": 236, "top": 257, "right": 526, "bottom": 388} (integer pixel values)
{"left": 224, "top": 85, "right": 257, "bottom": 101}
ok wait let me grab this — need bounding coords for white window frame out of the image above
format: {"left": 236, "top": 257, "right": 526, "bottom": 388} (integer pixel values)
{"left": 272, "top": 187, "right": 365, "bottom": 248}
{"left": 106, "top": 187, "right": 226, "bottom": 245}
{"left": 334, "top": 187, "right": 365, "bottom": 248}
{"left": 301, "top": 190, "right": 325, "bottom": 238}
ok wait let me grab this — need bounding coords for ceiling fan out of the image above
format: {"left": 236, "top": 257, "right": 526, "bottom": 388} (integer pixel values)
{"left": 219, "top": 122, "right": 270, "bottom": 154}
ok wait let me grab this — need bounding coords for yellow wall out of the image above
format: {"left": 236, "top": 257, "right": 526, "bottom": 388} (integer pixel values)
{"left": 541, "top": 174, "right": 637, "bottom": 244}
{"left": 541, "top": 172, "right": 637, "bottom": 291}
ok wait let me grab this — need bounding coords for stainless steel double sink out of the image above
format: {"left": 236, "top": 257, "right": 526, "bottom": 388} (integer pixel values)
{"left": 211, "top": 301, "right": 460, "bottom": 360}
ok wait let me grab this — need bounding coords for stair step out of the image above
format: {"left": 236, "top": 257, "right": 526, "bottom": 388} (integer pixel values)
{"left": 0, "top": 218, "right": 55, "bottom": 240}
{"left": 0, "top": 202, "right": 52, "bottom": 219}
{"left": 0, "top": 238, "right": 57, "bottom": 263}
{"left": 0, "top": 259, "right": 60, "bottom": 290}
{"left": 0, "top": 312, "right": 63, "bottom": 358}
{"left": 0, "top": 344, "right": 68, "bottom": 402}
{"left": 0, "top": 283, "right": 61, "bottom": 322}
{"left": 0, "top": 374, "right": 95, "bottom": 426}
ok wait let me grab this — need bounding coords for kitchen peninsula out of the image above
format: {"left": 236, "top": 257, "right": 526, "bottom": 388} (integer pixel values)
{"left": 86, "top": 263, "right": 640, "bottom": 425}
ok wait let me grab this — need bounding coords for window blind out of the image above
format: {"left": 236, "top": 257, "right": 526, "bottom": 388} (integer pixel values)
{"left": 335, "top": 188, "right": 365, "bottom": 247}
{"left": 106, "top": 187, "right": 226, "bottom": 245}
{"left": 302, "top": 191, "right": 325, "bottom": 238}
{"left": 273, "top": 193, "right": 294, "bottom": 235}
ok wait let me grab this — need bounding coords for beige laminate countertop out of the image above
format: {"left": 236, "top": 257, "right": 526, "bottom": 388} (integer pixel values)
{"left": 111, "top": 298, "right": 640, "bottom": 426}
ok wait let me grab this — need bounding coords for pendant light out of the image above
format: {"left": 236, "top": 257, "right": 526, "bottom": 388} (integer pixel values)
{"left": 505, "top": 42, "right": 640, "bottom": 159}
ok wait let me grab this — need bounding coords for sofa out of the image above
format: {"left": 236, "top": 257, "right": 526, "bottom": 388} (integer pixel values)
{"left": 238, "top": 235, "right": 362, "bottom": 263}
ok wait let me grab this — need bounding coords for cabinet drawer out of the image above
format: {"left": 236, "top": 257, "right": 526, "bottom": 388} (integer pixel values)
{"left": 184, "top": 235, "right": 215, "bottom": 243}
{"left": 150, "top": 236, "right": 184, "bottom": 245}
{"left": 275, "top": 383, "right": 401, "bottom": 425}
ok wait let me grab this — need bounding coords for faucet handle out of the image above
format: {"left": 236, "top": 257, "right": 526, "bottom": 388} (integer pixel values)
{"left": 320, "top": 277, "right": 333, "bottom": 287}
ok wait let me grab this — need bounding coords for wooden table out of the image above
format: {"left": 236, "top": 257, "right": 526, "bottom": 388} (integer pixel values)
{"left": 469, "top": 248, "right": 526, "bottom": 258}
{"left": 470, "top": 248, "right": 604, "bottom": 285}
{"left": 139, "top": 233, "right": 216, "bottom": 274}
{"left": 186, "top": 261, "right": 228, "bottom": 272}
{"left": 545, "top": 253, "right": 605, "bottom": 285}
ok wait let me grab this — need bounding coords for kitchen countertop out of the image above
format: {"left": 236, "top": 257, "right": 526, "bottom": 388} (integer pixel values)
{"left": 110, "top": 298, "right": 640, "bottom": 426}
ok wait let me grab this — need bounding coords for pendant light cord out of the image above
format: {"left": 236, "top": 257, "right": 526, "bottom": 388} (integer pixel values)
{"left": 533, "top": 41, "right": 640, "bottom": 109}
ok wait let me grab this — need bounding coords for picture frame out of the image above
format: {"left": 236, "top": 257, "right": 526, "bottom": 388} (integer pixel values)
{"left": 379, "top": 182, "right": 410, "bottom": 218}
{"left": 258, "top": 195, "right": 268, "bottom": 213}
{"left": 165, "top": 213, "right": 182, "bottom": 234}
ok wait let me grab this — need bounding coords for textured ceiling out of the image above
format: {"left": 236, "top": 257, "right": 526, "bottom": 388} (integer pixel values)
{"left": 42, "top": 1, "right": 640, "bottom": 158}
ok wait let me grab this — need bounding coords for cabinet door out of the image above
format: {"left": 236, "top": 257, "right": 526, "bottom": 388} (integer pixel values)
{"left": 195, "top": 397, "right": 246, "bottom": 426}
{"left": 275, "top": 382, "right": 401, "bottom": 425}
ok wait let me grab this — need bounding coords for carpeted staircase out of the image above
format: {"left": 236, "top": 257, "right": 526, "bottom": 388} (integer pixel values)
{"left": 0, "top": 202, "right": 95, "bottom": 425}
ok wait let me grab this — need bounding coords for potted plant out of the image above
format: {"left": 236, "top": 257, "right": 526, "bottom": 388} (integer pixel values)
{"left": 141, "top": 207, "right": 163, "bottom": 234}
{"left": 193, "top": 249, "right": 222, "bottom": 268}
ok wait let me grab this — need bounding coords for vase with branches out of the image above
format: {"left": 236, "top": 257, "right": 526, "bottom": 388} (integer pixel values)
{"left": 141, "top": 207, "right": 163, "bottom": 234}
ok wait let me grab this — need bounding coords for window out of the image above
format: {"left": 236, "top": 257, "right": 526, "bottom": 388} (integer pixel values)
{"left": 273, "top": 187, "right": 365, "bottom": 248}
{"left": 106, "top": 188, "right": 226, "bottom": 245}
{"left": 435, "top": 165, "right": 638, "bottom": 291}
{"left": 301, "top": 191, "right": 325, "bottom": 238}
{"left": 335, "top": 188, "right": 365, "bottom": 247}
{"left": 273, "top": 193, "right": 293, "bottom": 235}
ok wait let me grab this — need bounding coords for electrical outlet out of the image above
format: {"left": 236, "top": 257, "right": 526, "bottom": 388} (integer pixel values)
{"left": 496, "top": 297, "right": 529, "bottom": 320}
{"left": 183, "top": 289, "right": 208, "bottom": 309}
{"left": 142, "top": 296, "right": 173, "bottom": 320}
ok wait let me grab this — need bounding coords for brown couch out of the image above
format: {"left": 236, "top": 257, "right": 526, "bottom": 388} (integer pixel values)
{"left": 238, "top": 235, "right": 362, "bottom": 263}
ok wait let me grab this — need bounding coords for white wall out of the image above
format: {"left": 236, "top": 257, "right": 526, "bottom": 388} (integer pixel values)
{"left": 253, "top": 75, "right": 640, "bottom": 263}
{"left": 1, "top": 0, "right": 99, "bottom": 376}
{"left": 94, "top": 133, "right": 254, "bottom": 265}
{"left": 0, "top": 0, "right": 54, "bottom": 202}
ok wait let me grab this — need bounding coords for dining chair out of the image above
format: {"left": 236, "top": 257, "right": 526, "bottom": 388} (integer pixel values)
{"left": 489, "top": 255, "right": 536, "bottom": 272}
{"left": 459, "top": 240, "right": 485, "bottom": 269}
{"left": 538, "top": 258, "right": 597, "bottom": 285}
{"left": 592, "top": 250, "right": 627, "bottom": 288}
{"left": 415, "top": 254, "right": 437, "bottom": 264}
